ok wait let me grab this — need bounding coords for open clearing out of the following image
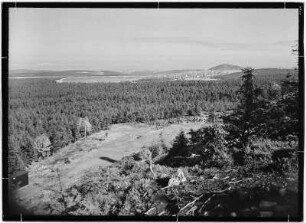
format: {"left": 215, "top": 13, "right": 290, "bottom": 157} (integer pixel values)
{"left": 14, "top": 120, "right": 207, "bottom": 214}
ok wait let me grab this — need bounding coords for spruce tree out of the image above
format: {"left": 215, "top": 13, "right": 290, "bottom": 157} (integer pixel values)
{"left": 224, "top": 67, "right": 262, "bottom": 148}
{"left": 169, "top": 130, "right": 189, "bottom": 157}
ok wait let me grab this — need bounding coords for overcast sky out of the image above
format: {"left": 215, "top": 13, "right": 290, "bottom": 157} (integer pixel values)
{"left": 9, "top": 8, "right": 298, "bottom": 71}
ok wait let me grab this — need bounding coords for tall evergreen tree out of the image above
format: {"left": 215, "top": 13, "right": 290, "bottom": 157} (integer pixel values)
{"left": 224, "top": 67, "right": 262, "bottom": 148}
{"left": 168, "top": 130, "right": 189, "bottom": 157}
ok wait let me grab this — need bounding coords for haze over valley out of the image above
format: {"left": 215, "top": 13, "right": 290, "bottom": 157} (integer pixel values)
{"left": 9, "top": 64, "right": 296, "bottom": 83}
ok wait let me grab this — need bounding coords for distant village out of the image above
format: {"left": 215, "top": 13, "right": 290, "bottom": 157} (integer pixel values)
{"left": 156, "top": 69, "right": 240, "bottom": 81}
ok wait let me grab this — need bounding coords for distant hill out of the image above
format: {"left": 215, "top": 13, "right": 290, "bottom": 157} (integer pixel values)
{"left": 209, "top": 64, "right": 242, "bottom": 72}
{"left": 216, "top": 68, "right": 297, "bottom": 81}
{"left": 99, "top": 70, "right": 124, "bottom": 76}
{"left": 208, "top": 64, "right": 242, "bottom": 75}
{"left": 156, "top": 69, "right": 204, "bottom": 74}
{"left": 125, "top": 70, "right": 158, "bottom": 76}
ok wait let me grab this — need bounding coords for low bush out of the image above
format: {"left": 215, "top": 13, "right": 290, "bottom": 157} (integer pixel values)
{"left": 149, "top": 145, "right": 168, "bottom": 161}
{"left": 118, "top": 156, "right": 137, "bottom": 175}
{"left": 244, "top": 139, "right": 298, "bottom": 173}
{"left": 160, "top": 125, "right": 232, "bottom": 168}
{"left": 132, "top": 148, "right": 152, "bottom": 161}
{"left": 39, "top": 147, "right": 298, "bottom": 216}
{"left": 271, "top": 148, "right": 297, "bottom": 173}
{"left": 232, "top": 149, "right": 246, "bottom": 166}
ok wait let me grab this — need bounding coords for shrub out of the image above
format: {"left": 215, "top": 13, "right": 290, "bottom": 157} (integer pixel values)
{"left": 133, "top": 148, "right": 152, "bottom": 161}
{"left": 232, "top": 149, "right": 246, "bottom": 166}
{"left": 272, "top": 148, "right": 296, "bottom": 173}
{"left": 238, "top": 138, "right": 299, "bottom": 173}
{"left": 159, "top": 131, "right": 190, "bottom": 167}
{"left": 122, "top": 178, "right": 153, "bottom": 215}
{"left": 160, "top": 125, "right": 231, "bottom": 168}
{"left": 169, "top": 130, "right": 189, "bottom": 157}
{"left": 119, "top": 156, "right": 136, "bottom": 174}
{"left": 191, "top": 125, "right": 230, "bottom": 167}
{"left": 149, "top": 146, "right": 164, "bottom": 159}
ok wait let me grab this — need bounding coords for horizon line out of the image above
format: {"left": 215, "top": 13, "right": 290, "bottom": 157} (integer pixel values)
{"left": 9, "top": 66, "right": 296, "bottom": 73}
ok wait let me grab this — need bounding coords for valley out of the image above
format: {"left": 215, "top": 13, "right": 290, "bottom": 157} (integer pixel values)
{"left": 10, "top": 64, "right": 286, "bottom": 83}
{"left": 9, "top": 65, "right": 296, "bottom": 84}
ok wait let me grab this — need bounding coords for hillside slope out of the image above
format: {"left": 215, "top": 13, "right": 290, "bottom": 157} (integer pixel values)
{"left": 14, "top": 121, "right": 206, "bottom": 215}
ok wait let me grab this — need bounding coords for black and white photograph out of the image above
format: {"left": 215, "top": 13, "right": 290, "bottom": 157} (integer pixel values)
{"left": 2, "top": 2, "right": 304, "bottom": 221}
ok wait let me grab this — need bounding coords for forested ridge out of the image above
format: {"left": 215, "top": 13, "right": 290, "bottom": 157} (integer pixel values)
{"left": 8, "top": 71, "right": 296, "bottom": 175}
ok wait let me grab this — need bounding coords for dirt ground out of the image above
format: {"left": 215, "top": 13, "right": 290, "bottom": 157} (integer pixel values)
{"left": 14, "top": 120, "right": 207, "bottom": 214}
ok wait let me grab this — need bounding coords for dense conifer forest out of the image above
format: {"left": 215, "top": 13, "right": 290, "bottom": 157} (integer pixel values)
{"left": 10, "top": 68, "right": 300, "bottom": 217}
{"left": 8, "top": 71, "right": 297, "bottom": 176}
